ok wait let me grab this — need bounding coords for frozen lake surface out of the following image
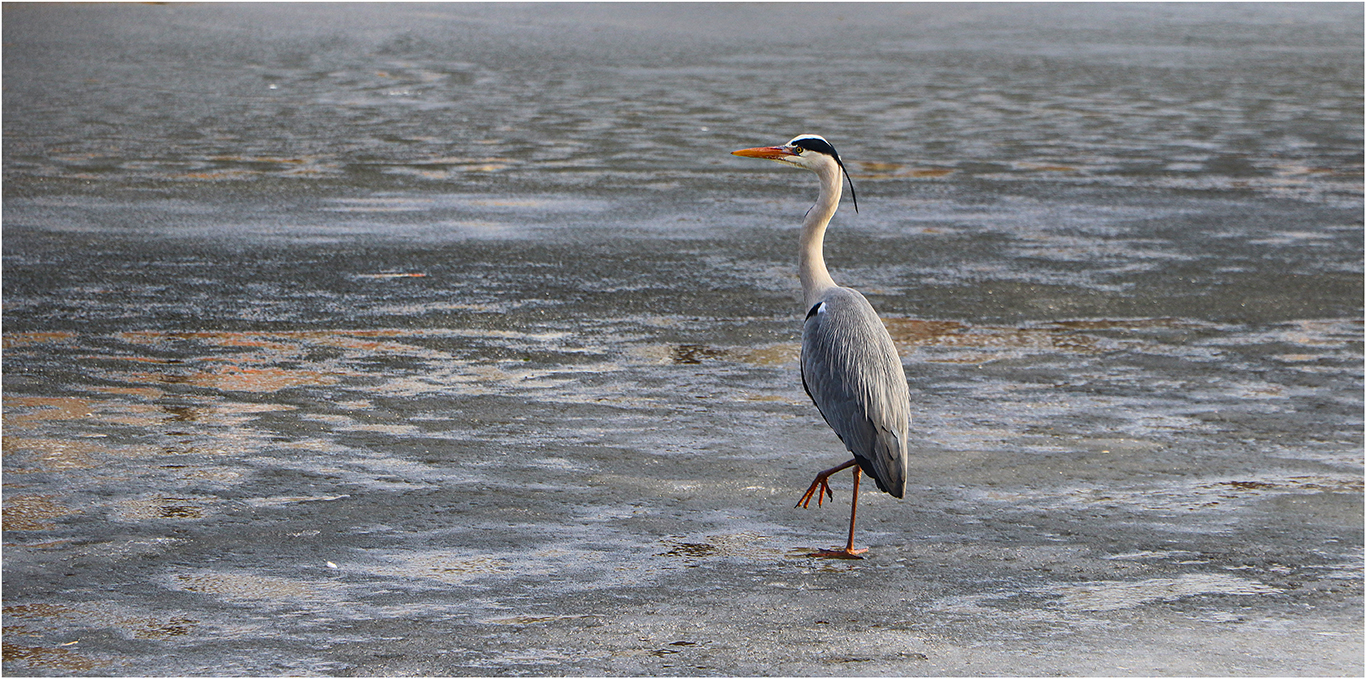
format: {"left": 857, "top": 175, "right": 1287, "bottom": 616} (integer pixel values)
{"left": 3, "top": 3, "right": 1362, "bottom": 675}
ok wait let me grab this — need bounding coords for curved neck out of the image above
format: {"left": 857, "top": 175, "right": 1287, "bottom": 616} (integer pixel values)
{"left": 800, "top": 160, "right": 843, "bottom": 307}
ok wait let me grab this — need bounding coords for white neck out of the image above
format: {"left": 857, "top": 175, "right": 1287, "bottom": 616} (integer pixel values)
{"left": 799, "top": 159, "right": 843, "bottom": 308}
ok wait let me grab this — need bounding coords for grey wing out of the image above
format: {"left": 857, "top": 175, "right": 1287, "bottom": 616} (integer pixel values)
{"left": 801, "top": 288, "right": 910, "bottom": 498}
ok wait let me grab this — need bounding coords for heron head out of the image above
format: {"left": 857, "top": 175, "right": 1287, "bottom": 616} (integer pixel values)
{"left": 732, "top": 134, "right": 858, "bottom": 212}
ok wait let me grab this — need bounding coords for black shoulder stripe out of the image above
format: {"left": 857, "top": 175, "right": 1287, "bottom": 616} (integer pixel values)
{"left": 805, "top": 302, "right": 823, "bottom": 320}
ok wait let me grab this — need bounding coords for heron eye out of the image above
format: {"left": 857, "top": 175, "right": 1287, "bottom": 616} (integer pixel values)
{"left": 789, "top": 145, "right": 803, "bottom": 154}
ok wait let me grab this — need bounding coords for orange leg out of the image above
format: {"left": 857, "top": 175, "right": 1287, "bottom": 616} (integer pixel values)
{"left": 796, "top": 459, "right": 869, "bottom": 559}
{"left": 841, "top": 467, "right": 868, "bottom": 556}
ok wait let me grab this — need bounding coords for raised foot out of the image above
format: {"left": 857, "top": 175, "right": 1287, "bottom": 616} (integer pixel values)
{"left": 795, "top": 474, "right": 834, "bottom": 509}
{"left": 807, "top": 547, "right": 867, "bottom": 560}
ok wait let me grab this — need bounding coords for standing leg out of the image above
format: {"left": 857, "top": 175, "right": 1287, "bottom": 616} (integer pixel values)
{"left": 846, "top": 466, "right": 862, "bottom": 553}
{"left": 806, "top": 464, "right": 869, "bottom": 559}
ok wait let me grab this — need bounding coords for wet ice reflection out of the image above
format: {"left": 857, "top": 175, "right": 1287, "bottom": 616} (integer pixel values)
{"left": 3, "top": 2, "right": 1361, "bottom": 675}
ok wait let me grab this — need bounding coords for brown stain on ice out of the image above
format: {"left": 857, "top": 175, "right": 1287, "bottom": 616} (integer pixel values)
{"left": 124, "top": 364, "right": 339, "bottom": 393}
{"left": 656, "top": 532, "right": 777, "bottom": 560}
{"left": 3, "top": 394, "right": 179, "bottom": 438}
{"left": 90, "top": 385, "right": 166, "bottom": 399}
{"left": 3, "top": 603, "right": 75, "bottom": 619}
{"left": 883, "top": 318, "right": 1102, "bottom": 361}
{"left": 114, "top": 497, "right": 215, "bottom": 521}
{"left": 3, "top": 396, "right": 97, "bottom": 425}
{"left": 1, "top": 602, "right": 197, "bottom": 666}
{"left": 168, "top": 569, "right": 324, "bottom": 603}
{"left": 1210, "top": 476, "right": 1365, "bottom": 495}
{"left": 852, "top": 161, "right": 955, "bottom": 179}
{"left": 2, "top": 642, "right": 111, "bottom": 673}
{"left": 2, "top": 438, "right": 105, "bottom": 471}
{"left": 1044, "top": 317, "right": 1203, "bottom": 332}
{"left": 102, "top": 328, "right": 465, "bottom": 393}
{"left": 668, "top": 344, "right": 799, "bottom": 367}
{"left": 4, "top": 435, "right": 169, "bottom": 471}
{"left": 663, "top": 319, "right": 1111, "bottom": 368}
{"left": 2, "top": 331, "right": 76, "bottom": 349}
{"left": 2, "top": 495, "right": 82, "bottom": 531}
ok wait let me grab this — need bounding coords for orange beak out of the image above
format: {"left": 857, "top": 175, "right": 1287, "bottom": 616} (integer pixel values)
{"left": 732, "top": 146, "right": 796, "bottom": 160}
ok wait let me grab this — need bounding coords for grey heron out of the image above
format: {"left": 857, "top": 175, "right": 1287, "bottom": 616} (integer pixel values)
{"left": 733, "top": 135, "right": 910, "bottom": 559}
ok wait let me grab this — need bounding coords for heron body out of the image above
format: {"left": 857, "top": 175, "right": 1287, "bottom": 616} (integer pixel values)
{"left": 733, "top": 135, "right": 910, "bottom": 558}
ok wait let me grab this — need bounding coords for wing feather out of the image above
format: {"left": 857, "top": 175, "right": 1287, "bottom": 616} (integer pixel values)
{"left": 801, "top": 287, "right": 910, "bottom": 497}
